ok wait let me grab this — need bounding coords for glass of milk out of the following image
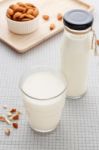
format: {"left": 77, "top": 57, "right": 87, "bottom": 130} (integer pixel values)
{"left": 61, "top": 9, "right": 95, "bottom": 99}
{"left": 20, "top": 68, "right": 67, "bottom": 133}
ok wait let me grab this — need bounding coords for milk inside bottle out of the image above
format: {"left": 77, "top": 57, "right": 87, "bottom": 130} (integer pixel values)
{"left": 61, "top": 9, "right": 94, "bottom": 99}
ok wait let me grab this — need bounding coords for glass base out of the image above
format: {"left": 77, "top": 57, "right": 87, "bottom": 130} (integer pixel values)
{"left": 31, "top": 126, "right": 57, "bottom": 133}
{"left": 67, "top": 91, "right": 87, "bottom": 100}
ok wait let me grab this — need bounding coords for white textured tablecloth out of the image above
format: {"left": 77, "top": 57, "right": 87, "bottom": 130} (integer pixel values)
{"left": 0, "top": 0, "right": 99, "bottom": 150}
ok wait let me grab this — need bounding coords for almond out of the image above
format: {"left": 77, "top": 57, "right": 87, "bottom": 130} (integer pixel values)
{"left": 9, "top": 4, "right": 15, "bottom": 9}
{"left": 4, "top": 128, "right": 11, "bottom": 136}
{"left": 25, "top": 14, "right": 35, "bottom": 19}
{"left": 6, "top": 13, "right": 11, "bottom": 19}
{"left": 42, "top": 15, "right": 49, "bottom": 21}
{"left": 0, "top": 116, "right": 6, "bottom": 122}
{"left": 57, "top": 13, "right": 63, "bottom": 21}
{"left": 5, "top": 117, "right": 11, "bottom": 125}
{"left": 27, "top": 9, "right": 34, "bottom": 15}
{"left": 96, "top": 40, "right": 99, "bottom": 45}
{"left": 7, "top": 112, "right": 12, "bottom": 117}
{"left": 16, "top": 111, "right": 21, "bottom": 115}
{"left": 26, "top": 3, "right": 36, "bottom": 8}
{"left": 0, "top": 116, "right": 11, "bottom": 124}
{"left": 15, "top": 6, "right": 27, "bottom": 13}
{"left": 50, "top": 23, "right": 55, "bottom": 30}
{"left": 17, "top": 2, "right": 26, "bottom": 7}
{"left": 12, "top": 123, "right": 18, "bottom": 129}
{"left": 12, "top": 114, "right": 19, "bottom": 120}
{"left": 13, "top": 12, "right": 23, "bottom": 20}
{"left": 10, "top": 4, "right": 19, "bottom": 12}
{"left": 19, "top": 13, "right": 26, "bottom": 19}
{"left": 32, "top": 8, "right": 39, "bottom": 17}
{"left": 7, "top": 3, "right": 39, "bottom": 22}
{"left": 10, "top": 108, "right": 16, "bottom": 113}
{"left": 7, "top": 8, "right": 14, "bottom": 16}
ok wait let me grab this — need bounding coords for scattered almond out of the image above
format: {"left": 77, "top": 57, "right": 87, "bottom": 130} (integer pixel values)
{"left": 7, "top": 112, "right": 12, "bottom": 117}
{"left": 96, "top": 40, "right": 99, "bottom": 45}
{"left": 0, "top": 116, "right": 6, "bottom": 122}
{"left": 50, "top": 23, "right": 55, "bottom": 30}
{"left": 0, "top": 106, "right": 21, "bottom": 136}
{"left": 16, "top": 111, "right": 21, "bottom": 115}
{"left": 42, "top": 15, "right": 49, "bottom": 21}
{"left": 5, "top": 117, "right": 11, "bottom": 125}
{"left": 12, "top": 123, "right": 18, "bottom": 129}
{"left": 4, "top": 128, "right": 11, "bottom": 136}
{"left": 10, "top": 108, "right": 16, "bottom": 113}
{"left": 12, "top": 114, "right": 19, "bottom": 120}
{"left": 57, "top": 13, "right": 63, "bottom": 21}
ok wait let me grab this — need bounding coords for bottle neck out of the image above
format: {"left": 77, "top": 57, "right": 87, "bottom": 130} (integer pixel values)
{"left": 64, "top": 26, "right": 92, "bottom": 35}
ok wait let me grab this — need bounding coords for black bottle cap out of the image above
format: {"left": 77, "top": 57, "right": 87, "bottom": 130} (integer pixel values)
{"left": 63, "top": 9, "right": 94, "bottom": 31}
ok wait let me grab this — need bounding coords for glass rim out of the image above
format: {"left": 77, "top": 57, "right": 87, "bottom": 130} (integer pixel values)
{"left": 19, "top": 67, "right": 67, "bottom": 101}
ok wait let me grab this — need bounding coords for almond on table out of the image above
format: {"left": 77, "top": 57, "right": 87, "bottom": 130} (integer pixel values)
{"left": 0, "top": 116, "right": 11, "bottom": 124}
{"left": 12, "top": 122, "right": 18, "bottom": 129}
{"left": 5, "top": 117, "right": 11, "bottom": 125}
{"left": 42, "top": 15, "right": 49, "bottom": 21}
{"left": 7, "top": 112, "right": 12, "bottom": 117}
{"left": 0, "top": 116, "right": 6, "bottom": 122}
{"left": 10, "top": 108, "right": 16, "bottom": 113}
{"left": 50, "top": 23, "right": 55, "bottom": 30}
{"left": 4, "top": 128, "right": 11, "bottom": 136}
{"left": 57, "top": 13, "right": 63, "bottom": 21}
{"left": 12, "top": 114, "right": 19, "bottom": 120}
{"left": 96, "top": 40, "right": 99, "bottom": 45}
{"left": 0, "top": 106, "right": 21, "bottom": 136}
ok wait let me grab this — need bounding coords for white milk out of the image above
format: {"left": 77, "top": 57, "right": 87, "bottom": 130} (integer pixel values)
{"left": 61, "top": 31, "right": 91, "bottom": 98}
{"left": 61, "top": 9, "right": 94, "bottom": 99}
{"left": 21, "top": 70, "right": 66, "bottom": 132}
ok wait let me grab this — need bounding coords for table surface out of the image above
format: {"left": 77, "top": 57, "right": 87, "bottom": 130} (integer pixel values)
{"left": 0, "top": 0, "right": 99, "bottom": 150}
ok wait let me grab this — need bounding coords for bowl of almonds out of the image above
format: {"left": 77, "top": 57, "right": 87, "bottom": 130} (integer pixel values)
{"left": 6, "top": 2, "right": 39, "bottom": 34}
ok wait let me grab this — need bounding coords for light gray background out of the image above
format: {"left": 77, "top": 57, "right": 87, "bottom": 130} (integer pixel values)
{"left": 0, "top": 0, "right": 99, "bottom": 150}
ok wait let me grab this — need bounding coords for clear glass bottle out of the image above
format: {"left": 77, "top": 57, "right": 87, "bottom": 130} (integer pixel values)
{"left": 61, "top": 9, "right": 95, "bottom": 99}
